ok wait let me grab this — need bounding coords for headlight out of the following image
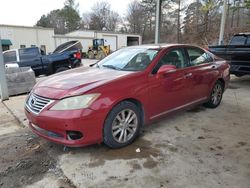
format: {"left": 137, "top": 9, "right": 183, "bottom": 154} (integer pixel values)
{"left": 50, "top": 93, "right": 100, "bottom": 110}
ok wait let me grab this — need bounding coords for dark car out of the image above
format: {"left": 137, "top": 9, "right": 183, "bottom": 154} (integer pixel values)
{"left": 25, "top": 44, "right": 230, "bottom": 148}
{"left": 3, "top": 41, "right": 82, "bottom": 76}
{"left": 209, "top": 33, "right": 250, "bottom": 77}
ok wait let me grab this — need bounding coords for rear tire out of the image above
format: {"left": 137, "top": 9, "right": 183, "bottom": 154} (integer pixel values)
{"left": 55, "top": 67, "right": 69, "bottom": 73}
{"left": 103, "top": 101, "right": 142, "bottom": 148}
{"left": 204, "top": 80, "right": 224, "bottom": 108}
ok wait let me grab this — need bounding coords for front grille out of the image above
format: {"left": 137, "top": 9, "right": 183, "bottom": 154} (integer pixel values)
{"left": 26, "top": 93, "right": 54, "bottom": 115}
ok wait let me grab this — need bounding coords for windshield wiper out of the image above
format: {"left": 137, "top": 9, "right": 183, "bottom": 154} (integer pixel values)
{"left": 102, "top": 64, "right": 121, "bottom": 70}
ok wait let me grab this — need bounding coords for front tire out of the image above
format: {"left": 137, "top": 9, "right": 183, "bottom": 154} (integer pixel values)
{"left": 103, "top": 101, "right": 142, "bottom": 148}
{"left": 204, "top": 80, "right": 224, "bottom": 108}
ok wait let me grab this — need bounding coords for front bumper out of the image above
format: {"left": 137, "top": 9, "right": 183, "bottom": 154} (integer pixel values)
{"left": 25, "top": 107, "right": 106, "bottom": 147}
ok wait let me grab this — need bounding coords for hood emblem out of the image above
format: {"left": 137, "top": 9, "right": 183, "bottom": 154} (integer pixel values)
{"left": 30, "top": 96, "right": 37, "bottom": 106}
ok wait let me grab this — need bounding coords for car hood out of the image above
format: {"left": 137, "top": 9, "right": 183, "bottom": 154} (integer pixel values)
{"left": 33, "top": 66, "right": 133, "bottom": 99}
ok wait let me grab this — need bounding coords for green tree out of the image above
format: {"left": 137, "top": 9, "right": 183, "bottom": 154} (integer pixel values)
{"left": 246, "top": 0, "right": 250, "bottom": 7}
{"left": 36, "top": 9, "right": 66, "bottom": 34}
{"left": 60, "top": 0, "right": 81, "bottom": 32}
{"left": 36, "top": 0, "right": 81, "bottom": 34}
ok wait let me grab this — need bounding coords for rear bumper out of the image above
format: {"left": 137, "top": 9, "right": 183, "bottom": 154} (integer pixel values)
{"left": 25, "top": 107, "right": 106, "bottom": 147}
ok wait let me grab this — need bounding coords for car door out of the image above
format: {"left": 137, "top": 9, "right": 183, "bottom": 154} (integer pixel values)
{"left": 148, "top": 47, "right": 192, "bottom": 119}
{"left": 185, "top": 47, "right": 218, "bottom": 102}
{"left": 18, "top": 48, "right": 43, "bottom": 75}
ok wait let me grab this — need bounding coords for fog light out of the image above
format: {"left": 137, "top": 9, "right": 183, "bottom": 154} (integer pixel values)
{"left": 66, "top": 131, "right": 83, "bottom": 140}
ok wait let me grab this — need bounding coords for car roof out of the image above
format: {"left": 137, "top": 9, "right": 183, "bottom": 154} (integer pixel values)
{"left": 3, "top": 47, "right": 38, "bottom": 53}
{"left": 234, "top": 33, "right": 250, "bottom": 36}
{"left": 126, "top": 43, "right": 202, "bottom": 50}
{"left": 2, "top": 49, "right": 18, "bottom": 54}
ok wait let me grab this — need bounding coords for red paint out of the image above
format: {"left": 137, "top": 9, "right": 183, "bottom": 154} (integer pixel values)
{"left": 25, "top": 44, "right": 230, "bottom": 147}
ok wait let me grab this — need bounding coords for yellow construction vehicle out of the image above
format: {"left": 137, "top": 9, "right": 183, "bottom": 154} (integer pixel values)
{"left": 87, "top": 39, "right": 111, "bottom": 60}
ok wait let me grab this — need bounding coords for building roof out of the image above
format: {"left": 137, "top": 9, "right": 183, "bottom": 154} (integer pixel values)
{"left": 0, "top": 24, "right": 54, "bottom": 31}
{"left": 65, "top": 29, "right": 141, "bottom": 37}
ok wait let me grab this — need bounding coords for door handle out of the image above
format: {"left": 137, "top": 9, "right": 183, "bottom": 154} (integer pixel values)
{"left": 211, "top": 65, "right": 217, "bottom": 69}
{"left": 185, "top": 73, "right": 192, "bottom": 78}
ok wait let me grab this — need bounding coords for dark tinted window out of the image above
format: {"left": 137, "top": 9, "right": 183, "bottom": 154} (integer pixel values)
{"left": 53, "top": 41, "right": 78, "bottom": 53}
{"left": 187, "top": 48, "right": 213, "bottom": 66}
{"left": 229, "top": 35, "right": 247, "bottom": 45}
{"left": 19, "top": 48, "right": 39, "bottom": 60}
{"left": 3, "top": 51, "right": 17, "bottom": 63}
{"left": 41, "top": 45, "right": 46, "bottom": 54}
{"left": 246, "top": 37, "right": 250, "bottom": 45}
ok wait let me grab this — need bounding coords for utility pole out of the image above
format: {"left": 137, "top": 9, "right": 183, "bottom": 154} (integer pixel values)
{"left": 0, "top": 35, "right": 9, "bottom": 101}
{"left": 155, "top": 0, "right": 162, "bottom": 44}
{"left": 196, "top": 0, "right": 199, "bottom": 33}
{"left": 177, "top": 0, "right": 181, "bottom": 43}
{"left": 218, "top": 0, "right": 228, "bottom": 45}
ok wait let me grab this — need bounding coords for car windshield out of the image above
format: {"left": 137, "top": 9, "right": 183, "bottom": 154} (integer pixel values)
{"left": 97, "top": 48, "right": 159, "bottom": 71}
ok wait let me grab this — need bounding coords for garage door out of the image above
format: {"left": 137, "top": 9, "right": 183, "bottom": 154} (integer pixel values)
{"left": 103, "top": 35, "right": 117, "bottom": 51}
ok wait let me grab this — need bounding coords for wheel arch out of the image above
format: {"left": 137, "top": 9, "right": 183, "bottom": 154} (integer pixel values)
{"left": 104, "top": 97, "right": 145, "bottom": 128}
{"left": 102, "top": 97, "right": 145, "bottom": 148}
{"left": 217, "top": 78, "right": 225, "bottom": 92}
{"left": 120, "top": 98, "right": 145, "bottom": 125}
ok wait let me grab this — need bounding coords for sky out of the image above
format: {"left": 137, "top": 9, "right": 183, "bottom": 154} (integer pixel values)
{"left": 0, "top": 0, "right": 134, "bottom": 26}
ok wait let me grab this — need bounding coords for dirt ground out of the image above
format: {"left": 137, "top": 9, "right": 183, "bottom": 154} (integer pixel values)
{"left": 0, "top": 75, "right": 250, "bottom": 188}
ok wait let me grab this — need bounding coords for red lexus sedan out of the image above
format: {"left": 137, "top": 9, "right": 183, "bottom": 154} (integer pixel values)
{"left": 25, "top": 44, "right": 230, "bottom": 148}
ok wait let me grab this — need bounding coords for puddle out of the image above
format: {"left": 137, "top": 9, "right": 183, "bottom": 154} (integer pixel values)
{"left": 155, "top": 142, "right": 178, "bottom": 152}
{"left": 81, "top": 138, "right": 162, "bottom": 169}
{"left": 89, "top": 138, "right": 160, "bottom": 161}
{"left": 143, "top": 158, "right": 158, "bottom": 169}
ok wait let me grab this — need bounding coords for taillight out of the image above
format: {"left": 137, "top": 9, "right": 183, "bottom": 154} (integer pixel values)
{"left": 74, "top": 52, "right": 81, "bottom": 59}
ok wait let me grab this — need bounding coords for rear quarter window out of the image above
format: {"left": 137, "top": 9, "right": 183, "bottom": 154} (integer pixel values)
{"left": 187, "top": 48, "right": 213, "bottom": 66}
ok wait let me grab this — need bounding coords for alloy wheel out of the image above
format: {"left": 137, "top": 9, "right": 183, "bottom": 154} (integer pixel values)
{"left": 111, "top": 109, "right": 138, "bottom": 143}
{"left": 211, "top": 83, "right": 223, "bottom": 105}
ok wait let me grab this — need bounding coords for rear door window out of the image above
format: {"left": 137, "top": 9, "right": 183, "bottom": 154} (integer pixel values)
{"left": 19, "top": 48, "right": 39, "bottom": 61}
{"left": 187, "top": 48, "right": 213, "bottom": 66}
{"left": 3, "top": 51, "right": 17, "bottom": 63}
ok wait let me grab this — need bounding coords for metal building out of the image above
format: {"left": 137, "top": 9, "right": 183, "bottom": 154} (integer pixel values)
{"left": 0, "top": 24, "right": 141, "bottom": 53}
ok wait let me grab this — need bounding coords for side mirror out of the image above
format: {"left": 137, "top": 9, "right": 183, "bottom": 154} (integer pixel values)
{"left": 157, "top": 65, "right": 177, "bottom": 78}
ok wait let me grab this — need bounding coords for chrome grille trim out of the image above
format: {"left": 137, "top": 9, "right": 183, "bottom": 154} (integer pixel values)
{"left": 25, "top": 93, "right": 54, "bottom": 115}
